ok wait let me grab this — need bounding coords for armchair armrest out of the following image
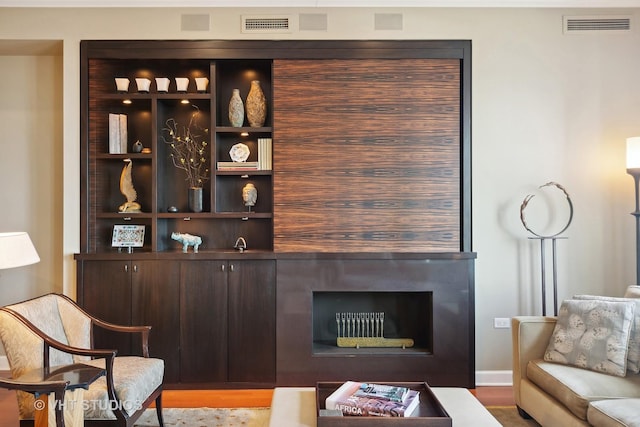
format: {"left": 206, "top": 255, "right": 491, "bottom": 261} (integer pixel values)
{"left": 511, "top": 316, "right": 557, "bottom": 406}
{"left": 90, "top": 317, "right": 152, "bottom": 357}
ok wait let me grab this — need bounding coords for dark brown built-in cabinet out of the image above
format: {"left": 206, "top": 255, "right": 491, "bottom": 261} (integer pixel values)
{"left": 75, "top": 40, "right": 474, "bottom": 388}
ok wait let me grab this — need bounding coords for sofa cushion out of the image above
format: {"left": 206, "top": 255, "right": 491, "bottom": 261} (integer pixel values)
{"left": 574, "top": 295, "right": 640, "bottom": 373}
{"left": 544, "top": 299, "right": 634, "bottom": 377}
{"left": 528, "top": 359, "right": 640, "bottom": 421}
{"left": 588, "top": 398, "right": 640, "bottom": 427}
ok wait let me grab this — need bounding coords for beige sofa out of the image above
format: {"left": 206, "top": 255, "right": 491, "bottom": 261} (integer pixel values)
{"left": 512, "top": 286, "right": 640, "bottom": 427}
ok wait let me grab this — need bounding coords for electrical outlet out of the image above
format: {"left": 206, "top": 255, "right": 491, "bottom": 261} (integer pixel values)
{"left": 494, "top": 318, "right": 510, "bottom": 329}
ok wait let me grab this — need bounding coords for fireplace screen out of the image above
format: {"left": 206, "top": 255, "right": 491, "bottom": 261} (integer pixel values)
{"left": 312, "top": 291, "right": 432, "bottom": 355}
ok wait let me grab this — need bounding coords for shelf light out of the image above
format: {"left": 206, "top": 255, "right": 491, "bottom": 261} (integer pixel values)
{"left": 180, "top": 99, "right": 190, "bottom": 105}
{"left": 122, "top": 99, "right": 132, "bottom": 105}
{"left": 241, "top": 132, "right": 249, "bottom": 137}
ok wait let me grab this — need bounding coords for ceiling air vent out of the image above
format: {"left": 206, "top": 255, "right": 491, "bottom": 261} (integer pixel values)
{"left": 242, "top": 15, "right": 292, "bottom": 34}
{"left": 563, "top": 15, "right": 631, "bottom": 34}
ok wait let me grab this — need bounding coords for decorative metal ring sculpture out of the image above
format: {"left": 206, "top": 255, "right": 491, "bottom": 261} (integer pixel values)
{"left": 520, "top": 181, "right": 573, "bottom": 238}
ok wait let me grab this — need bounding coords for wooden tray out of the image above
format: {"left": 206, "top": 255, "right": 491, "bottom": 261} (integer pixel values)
{"left": 316, "top": 382, "right": 452, "bottom": 427}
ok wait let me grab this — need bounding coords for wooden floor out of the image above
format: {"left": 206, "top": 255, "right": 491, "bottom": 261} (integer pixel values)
{"left": 0, "top": 385, "right": 513, "bottom": 426}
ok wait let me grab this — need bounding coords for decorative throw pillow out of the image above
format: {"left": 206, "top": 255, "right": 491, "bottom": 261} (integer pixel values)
{"left": 574, "top": 295, "right": 640, "bottom": 373}
{"left": 544, "top": 299, "right": 635, "bottom": 377}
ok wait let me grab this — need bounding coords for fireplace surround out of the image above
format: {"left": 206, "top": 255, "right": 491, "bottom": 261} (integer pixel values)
{"left": 276, "top": 253, "right": 476, "bottom": 388}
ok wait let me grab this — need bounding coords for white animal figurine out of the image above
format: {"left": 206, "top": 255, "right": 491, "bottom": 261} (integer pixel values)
{"left": 171, "top": 232, "right": 202, "bottom": 253}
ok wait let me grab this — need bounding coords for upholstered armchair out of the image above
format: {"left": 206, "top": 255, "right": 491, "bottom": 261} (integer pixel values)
{"left": 0, "top": 293, "right": 164, "bottom": 426}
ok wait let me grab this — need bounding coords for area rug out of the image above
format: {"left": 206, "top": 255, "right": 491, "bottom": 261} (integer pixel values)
{"left": 487, "top": 406, "right": 541, "bottom": 427}
{"left": 133, "top": 407, "right": 270, "bottom": 427}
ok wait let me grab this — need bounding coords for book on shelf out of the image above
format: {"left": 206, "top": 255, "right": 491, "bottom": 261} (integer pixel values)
{"left": 325, "top": 381, "right": 420, "bottom": 417}
{"left": 258, "top": 137, "right": 272, "bottom": 170}
{"left": 108, "top": 113, "right": 128, "bottom": 154}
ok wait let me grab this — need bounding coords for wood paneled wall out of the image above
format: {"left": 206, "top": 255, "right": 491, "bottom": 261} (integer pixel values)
{"left": 273, "top": 59, "right": 461, "bottom": 252}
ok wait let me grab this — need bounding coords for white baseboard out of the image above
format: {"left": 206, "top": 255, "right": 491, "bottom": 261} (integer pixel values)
{"left": 0, "top": 355, "right": 512, "bottom": 387}
{"left": 475, "top": 370, "right": 513, "bottom": 386}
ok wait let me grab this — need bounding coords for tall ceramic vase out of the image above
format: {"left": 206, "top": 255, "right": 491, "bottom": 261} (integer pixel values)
{"left": 188, "top": 187, "right": 203, "bottom": 213}
{"left": 245, "top": 80, "right": 267, "bottom": 128}
{"left": 228, "top": 88, "right": 244, "bottom": 127}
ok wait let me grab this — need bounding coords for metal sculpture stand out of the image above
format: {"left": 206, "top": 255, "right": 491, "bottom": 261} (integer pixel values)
{"left": 520, "top": 182, "right": 573, "bottom": 316}
{"left": 529, "top": 236, "right": 567, "bottom": 316}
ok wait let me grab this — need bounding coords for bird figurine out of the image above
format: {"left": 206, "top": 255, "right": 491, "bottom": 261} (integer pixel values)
{"left": 119, "top": 159, "right": 142, "bottom": 213}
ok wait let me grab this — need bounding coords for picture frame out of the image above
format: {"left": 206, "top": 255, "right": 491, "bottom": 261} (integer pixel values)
{"left": 112, "top": 224, "right": 145, "bottom": 249}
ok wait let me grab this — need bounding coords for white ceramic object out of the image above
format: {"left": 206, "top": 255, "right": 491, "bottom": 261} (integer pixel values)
{"left": 195, "top": 77, "right": 209, "bottom": 92}
{"left": 155, "top": 77, "right": 170, "bottom": 92}
{"left": 229, "top": 143, "right": 250, "bottom": 162}
{"left": 135, "top": 78, "right": 151, "bottom": 92}
{"left": 115, "top": 78, "right": 130, "bottom": 92}
{"left": 175, "top": 77, "right": 189, "bottom": 92}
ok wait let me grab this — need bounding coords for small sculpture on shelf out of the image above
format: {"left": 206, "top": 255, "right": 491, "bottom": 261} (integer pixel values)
{"left": 118, "top": 159, "right": 142, "bottom": 213}
{"left": 171, "top": 232, "right": 202, "bottom": 253}
{"left": 242, "top": 183, "right": 257, "bottom": 212}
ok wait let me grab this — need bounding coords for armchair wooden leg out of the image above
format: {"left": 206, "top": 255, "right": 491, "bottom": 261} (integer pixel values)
{"left": 155, "top": 393, "right": 164, "bottom": 427}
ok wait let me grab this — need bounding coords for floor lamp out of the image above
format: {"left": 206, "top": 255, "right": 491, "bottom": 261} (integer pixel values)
{"left": 0, "top": 232, "right": 40, "bottom": 271}
{"left": 627, "top": 137, "right": 640, "bottom": 286}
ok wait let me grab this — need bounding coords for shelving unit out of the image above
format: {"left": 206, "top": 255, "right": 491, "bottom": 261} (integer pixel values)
{"left": 82, "top": 55, "right": 273, "bottom": 254}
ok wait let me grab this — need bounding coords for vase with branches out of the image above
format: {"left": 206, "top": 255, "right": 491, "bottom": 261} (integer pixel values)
{"left": 161, "top": 105, "right": 210, "bottom": 212}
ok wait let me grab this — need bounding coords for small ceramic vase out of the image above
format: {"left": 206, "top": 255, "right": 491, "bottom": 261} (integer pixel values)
{"left": 229, "top": 89, "right": 244, "bottom": 127}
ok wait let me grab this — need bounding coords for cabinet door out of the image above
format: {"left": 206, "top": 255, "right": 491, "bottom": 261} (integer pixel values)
{"left": 227, "top": 260, "right": 276, "bottom": 382}
{"left": 179, "top": 260, "right": 228, "bottom": 383}
{"left": 78, "top": 260, "right": 133, "bottom": 354}
{"left": 131, "top": 261, "right": 181, "bottom": 383}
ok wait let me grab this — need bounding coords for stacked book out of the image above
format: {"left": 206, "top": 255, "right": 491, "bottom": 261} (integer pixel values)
{"left": 217, "top": 161, "right": 259, "bottom": 171}
{"left": 325, "top": 381, "right": 420, "bottom": 417}
{"left": 109, "top": 113, "right": 128, "bottom": 154}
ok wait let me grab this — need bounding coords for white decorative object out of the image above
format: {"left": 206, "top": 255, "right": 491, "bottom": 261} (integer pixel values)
{"left": 242, "top": 183, "right": 257, "bottom": 211}
{"left": 112, "top": 225, "right": 145, "bottom": 249}
{"left": 175, "top": 77, "right": 189, "bottom": 92}
{"left": 229, "top": 143, "right": 250, "bottom": 162}
{"left": 195, "top": 77, "right": 209, "bottom": 92}
{"left": 171, "top": 232, "right": 202, "bottom": 253}
{"left": 155, "top": 77, "right": 170, "bottom": 92}
{"left": 135, "top": 78, "right": 151, "bottom": 92}
{"left": 115, "top": 78, "right": 130, "bottom": 92}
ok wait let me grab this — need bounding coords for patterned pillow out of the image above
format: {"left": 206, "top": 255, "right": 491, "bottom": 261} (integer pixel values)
{"left": 544, "top": 299, "right": 635, "bottom": 377}
{"left": 574, "top": 295, "right": 640, "bottom": 373}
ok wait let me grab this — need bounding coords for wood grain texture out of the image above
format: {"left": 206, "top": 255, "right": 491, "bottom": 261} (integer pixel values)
{"left": 273, "top": 59, "right": 461, "bottom": 252}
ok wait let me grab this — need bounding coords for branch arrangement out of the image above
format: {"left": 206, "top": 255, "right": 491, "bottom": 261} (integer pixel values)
{"left": 162, "top": 106, "right": 210, "bottom": 188}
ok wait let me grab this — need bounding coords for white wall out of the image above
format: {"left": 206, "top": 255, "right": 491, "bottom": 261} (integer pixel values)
{"left": 0, "top": 6, "right": 639, "bottom": 378}
{"left": 0, "top": 54, "right": 63, "bottom": 303}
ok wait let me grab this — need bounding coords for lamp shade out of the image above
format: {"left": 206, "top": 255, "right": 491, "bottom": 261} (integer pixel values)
{"left": 0, "top": 232, "right": 40, "bottom": 270}
{"left": 627, "top": 137, "right": 640, "bottom": 169}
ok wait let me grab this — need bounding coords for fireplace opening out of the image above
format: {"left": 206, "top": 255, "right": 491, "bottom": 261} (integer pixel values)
{"left": 312, "top": 291, "right": 432, "bottom": 355}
